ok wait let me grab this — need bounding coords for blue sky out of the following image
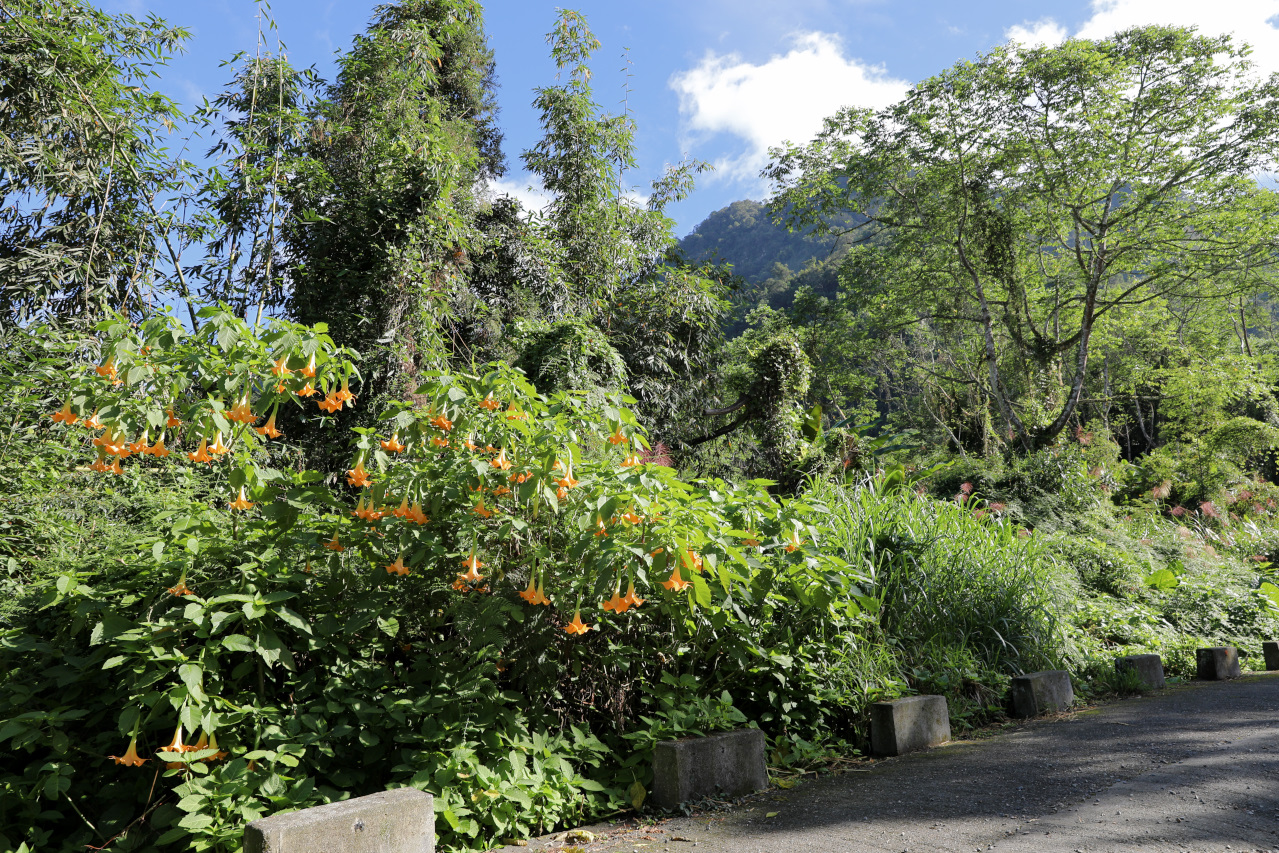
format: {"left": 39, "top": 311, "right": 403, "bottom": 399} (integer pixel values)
{"left": 101, "top": 0, "right": 1279, "bottom": 236}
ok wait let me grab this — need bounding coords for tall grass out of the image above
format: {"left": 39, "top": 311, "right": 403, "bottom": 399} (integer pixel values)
{"left": 807, "top": 478, "right": 1065, "bottom": 676}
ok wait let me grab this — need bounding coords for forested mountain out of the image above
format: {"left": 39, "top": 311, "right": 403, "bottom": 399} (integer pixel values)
{"left": 678, "top": 199, "right": 862, "bottom": 334}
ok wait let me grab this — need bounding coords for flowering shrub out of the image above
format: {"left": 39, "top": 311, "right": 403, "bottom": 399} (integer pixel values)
{"left": 1, "top": 309, "right": 871, "bottom": 852}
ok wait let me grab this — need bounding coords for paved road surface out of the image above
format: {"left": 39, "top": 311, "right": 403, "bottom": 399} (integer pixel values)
{"left": 498, "top": 673, "right": 1279, "bottom": 853}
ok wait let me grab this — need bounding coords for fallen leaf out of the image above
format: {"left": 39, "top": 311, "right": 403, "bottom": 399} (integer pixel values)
{"left": 766, "top": 812, "right": 780, "bottom": 818}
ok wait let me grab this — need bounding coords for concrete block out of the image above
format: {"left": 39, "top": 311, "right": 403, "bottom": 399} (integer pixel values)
{"left": 1263, "top": 641, "right": 1279, "bottom": 671}
{"left": 1010, "top": 670, "right": 1074, "bottom": 718}
{"left": 1196, "top": 646, "right": 1240, "bottom": 680}
{"left": 870, "top": 695, "right": 950, "bottom": 756}
{"left": 244, "top": 788, "right": 433, "bottom": 853}
{"left": 652, "top": 728, "right": 767, "bottom": 810}
{"left": 1115, "top": 653, "right": 1165, "bottom": 690}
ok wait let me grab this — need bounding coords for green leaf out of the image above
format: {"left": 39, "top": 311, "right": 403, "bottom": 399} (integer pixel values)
{"left": 690, "top": 572, "right": 712, "bottom": 608}
{"left": 178, "top": 663, "right": 207, "bottom": 704}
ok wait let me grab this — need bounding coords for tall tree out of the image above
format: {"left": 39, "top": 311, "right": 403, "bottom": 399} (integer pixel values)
{"left": 284, "top": 0, "right": 501, "bottom": 388}
{"left": 768, "top": 26, "right": 1279, "bottom": 451}
{"left": 0, "top": 0, "right": 191, "bottom": 325}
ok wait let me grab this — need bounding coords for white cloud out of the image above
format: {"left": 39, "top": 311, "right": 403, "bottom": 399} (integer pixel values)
{"left": 484, "top": 176, "right": 551, "bottom": 214}
{"left": 1005, "top": 18, "right": 1068, "bottom": 47}
{"left": 1074, "top": 1, "right": 1279, "bottom": 75}
{"left": 668, "top": 32, "right": 909, "bottom": 182}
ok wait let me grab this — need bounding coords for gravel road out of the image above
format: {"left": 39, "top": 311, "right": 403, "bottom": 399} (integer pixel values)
{"left": 496, "top": 673, "right": 1279, "bottom": 853}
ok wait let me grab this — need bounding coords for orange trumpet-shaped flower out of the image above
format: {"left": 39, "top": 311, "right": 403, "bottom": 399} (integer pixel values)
{"left": 271, "top": 356, "right": 292, "bottom": 377}
{"left": 128, "top": 433, "right": 149, "bottom": 455}
{"left": 346, "top": 461, "right": 373, "bottom": 488}
{"left": 519, "top": 574, "right": 539, "bottom": 603}
{"left": 471, "top": 500, "right": 492, "bottom": 519}
{"left": 682, "top": 551, "right": 703, "bottom": 573}
{"left": 505, "top": 406, "right": 527, "bottom": 421}
{"left": 608, "top": 429, "right": 627, "bottom": 445}
{"left": 254, "top": 411, "right": 283, "bottom": 439}
{"left": 108, "top": 458, "right": 124, "bottom": 475}
{"left": 90, "top": 451, "right": 111, "bottom": 473}
{"left": 491, "top": 447, "right": 512, "bottom": 471}
{"left": 297, "top": 381, "right": 318, "bottom": 397}
{"left": 491, "top": 485, "right": 510, "bottom": 498}
{"left": 785, "top": 530, "right": 803, "bottom": 553}
{"left": 323, "top": 532, "right": 345, "bottom": 552}
{"left": 385, "top": 553, "right": 410, "bottom": 576}
{"left": 620, "top": 454, "right": 641, "bottom": 468}
{"left": 556, "top": 486, "right": 568, "bottom": 501}
{"left": 209, "top": 732, "right": 228, "bottom": 762}
{"left": 168, "top": 576, "right": 194, "bottom": 596}
{"left": 102, "top": 431, "right": 128, "bottom": 457}
{"left": 601, "top": 591, "right": 626, "bottom": 612}
{"left": 380, "top": 433, "right": 405, "bottom": 453}
{"left": 51, "top": 401, "right": 78, "bottom": 425}
{"left": 428, "top": 414, "right": 453, "bottom": 432}
{"left": 84, "top": 409, "right": 104, "bottom": 430}
{"left": 228, "top": 394, "right": 255, "bottom": 424}
{"left": 207, "top": 432, "right": 229, "bottom": 456}
{"left": 165, "top": 409, "right": 182, "bottom": 428}
{"left": 620, "top": 581, "right": 645, "bottom": 610}
{"left": 431, "top": 436, "right": 449, "bottom": 448}
{"left": 622, "top": 511, "right": 643, "bottom": 525}
{"left": 662, "top": 565, "right": 691, "bottom": 592}
{"left": 593, "top": 518, "right": 609, "bottom": 538}
{"left": 463, "top": 437, "right": 478, "bottom": 452}
{"left": 555, "top": 471, "right": 579, "bottom": 490}
{"left": 109, "top": 734, "right": 148, "bottom": 767}
{"left": 300, "top": 353, "right": 316, "bottom": 378}
{"left": 158, "top": 724, "right": 193, "bottom": 755}
{"left": 460, "top": 551, "right": 484, "bottom": 578}
{"left": 317, "top": 393, "right": 342, "bottom": 414}
{"left": 95, "top": 358, "right": 118, "bottom": 381}
{"left": 352, "top": 494, "right": 370, "bottom": 520}
{"left": 485, "top": 444, "right": 498, "bottom": 454}
{"left": 187, "top": 437, "right": 212, "bottom": 464}
{"left": 478, "top": 394, "right": 502, "bottom": 411}
{"left": 228, "top": 485, "right": 255, "bottom": 511}
{"left": 335, "top": 376, "right": 356, "bottom": 407}
{"left": 510, "top": 471, "right": 531, "bottom": 484}
{"left": 564, "top": 609, "right": 591, "bottom": 635}
{"left": 391, "top": 495, "right": 411, "bottom": 519}
{"left": 529, "top": 578, "right": 551, "bottom": 606}
{"left": 147, "top": 437, "right": 171, "bottom": 458}
{"left": 407, "top": 501, "right": 429, "bottom": 525}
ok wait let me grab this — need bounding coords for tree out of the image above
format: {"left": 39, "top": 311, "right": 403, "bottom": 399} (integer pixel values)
{"left": 518, "top": 11, "right": 728, "bottom": 443}
{"left": 192, "top": 37, "right": 323, "bottom": 322}
{"left": 0, "top": 0, "right": 191, "bottom": 325}
{"left": 768, "top": 26, "right": 1279, "bottom": 451}
{"left": 284, "top": 0, "right": 501, "bottom": 387}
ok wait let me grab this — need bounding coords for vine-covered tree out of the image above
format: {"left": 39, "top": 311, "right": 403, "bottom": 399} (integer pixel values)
{"left": 284, "top": 0, "right": 502, "bottom": 387}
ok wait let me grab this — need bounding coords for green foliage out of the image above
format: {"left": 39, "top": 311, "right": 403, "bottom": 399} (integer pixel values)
{"left": 516, "top": 318, "right": 627, "bottom": 398}
{"left": 0, "top": 312, "right": 879, "bottom": 851}
{"left": 767, "top": 25, "right": 1279, "bottom": 451}
{"left": 285, "top": 0, "right": 497, "bottom": 383}
{"left": 0, "top": 0, "right": 192, "bottom": 325}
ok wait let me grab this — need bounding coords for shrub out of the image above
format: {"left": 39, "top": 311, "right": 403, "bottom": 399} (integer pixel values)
{"left": 0, "top": 310, "right": 874, "bottom": 852}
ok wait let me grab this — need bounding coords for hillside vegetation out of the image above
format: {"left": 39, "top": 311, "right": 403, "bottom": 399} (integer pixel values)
{"left": 3, "top": 6, "right": 1279, "bottom": 853}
